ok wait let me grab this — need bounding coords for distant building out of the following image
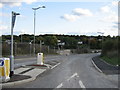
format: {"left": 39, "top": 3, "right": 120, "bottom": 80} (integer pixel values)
{"left": 77, "top": 41, "right": 83, "bottom": 44}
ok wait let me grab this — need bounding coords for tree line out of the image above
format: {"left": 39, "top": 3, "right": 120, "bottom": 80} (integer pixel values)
{"left": 2, "top": 34, "right": 110, "bottom": 49}
{"left": 1, "top": 34, "right": 119, "bottom": 65}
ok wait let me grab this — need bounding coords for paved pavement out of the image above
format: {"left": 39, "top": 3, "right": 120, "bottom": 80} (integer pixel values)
{"left": 4, "top": 53, "right": 118, "bottom": 89}
{"left": 1, "top": 62, "right": 57, "bottom": 88}
{"left": 0, "top": 55, "right": 67, "bottom": 88}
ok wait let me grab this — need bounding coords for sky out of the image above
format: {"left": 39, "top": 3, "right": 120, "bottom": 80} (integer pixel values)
{"left": 0, "top": 0, "right": 119, "bottom": 36}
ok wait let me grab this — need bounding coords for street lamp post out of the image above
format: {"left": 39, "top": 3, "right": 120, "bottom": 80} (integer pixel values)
{"left": 32, "top": 6, "right": 45, "bottom": 55}
{"left": 10, "top": 11, "right": 20, "bottom": 76}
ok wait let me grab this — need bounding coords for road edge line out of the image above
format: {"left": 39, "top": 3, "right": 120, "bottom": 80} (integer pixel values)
{"left": 91, "top": 59, "right": 103, "bottom": 73}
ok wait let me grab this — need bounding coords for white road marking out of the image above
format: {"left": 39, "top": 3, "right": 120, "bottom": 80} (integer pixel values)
{"left": 79, "top": 80, "right": 86, "bottom": 88}
{"left": 56, "top": 73, "right": 86, "bottom": 89}
{"left": 56, "top": 83, "right": 63, "bottom": 88}
{"left": 51, "top": 63, "right": 61, "bottom": 69}
{"left": 91, "top": 60, "right": 103, "bottom": 73}
{"left": 67, "top": 73, "right": 79, "bottom": 81}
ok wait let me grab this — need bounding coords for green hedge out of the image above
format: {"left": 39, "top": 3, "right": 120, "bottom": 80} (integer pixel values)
{"left": 101, "top": 37, "right": 119, "bottom": 65}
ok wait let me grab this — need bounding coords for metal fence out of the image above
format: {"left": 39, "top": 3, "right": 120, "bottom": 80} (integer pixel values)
{"left": 2, "top": 42, "right": 57, "bottom": 57}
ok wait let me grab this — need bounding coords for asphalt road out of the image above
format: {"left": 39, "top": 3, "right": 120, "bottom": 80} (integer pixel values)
{"left": 14, "top": 55, "right": 65, "bottom": 68}
{"left": 13, "top": 53, "right": 118, "bottom": 88}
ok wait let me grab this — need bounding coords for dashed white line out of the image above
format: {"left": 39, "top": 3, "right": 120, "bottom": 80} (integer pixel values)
{"left": 51, "top": 63, "right": 61, "bottom": 69}
{"left": 56, "top": 73, "right": 86, "bottom": 89}
{"left": 56, "top": 83, "right": 63, "bottom": 88}
{"left": 79, "top": 80, "right": 86, "bottom": 88}
{"left": 67, "top": 73, "right": 79, "bottom": 81}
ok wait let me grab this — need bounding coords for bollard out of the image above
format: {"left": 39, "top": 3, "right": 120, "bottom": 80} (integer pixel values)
{"left": 0, "top": 58, "right": 10, "bottom": 82}
{"left": 37, "top": 53, "right": 44, "bottom": 65}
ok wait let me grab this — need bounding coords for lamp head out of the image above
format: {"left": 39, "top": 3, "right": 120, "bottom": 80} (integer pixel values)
{"left": 42, "top": 6, "right": 46, "bottom": 8}
{"left": 12, "top": 11, "right": 20, "bottom": 16}
{"left": 32, "top": 6, "right": 46, "bottom": 10}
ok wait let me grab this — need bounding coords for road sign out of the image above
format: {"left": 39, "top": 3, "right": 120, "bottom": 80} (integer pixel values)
{"left": 0, "top": 58, "right": 10, "bottom": 82}
{"left": 0, "top": 60, "right": 4, "bottom": 66}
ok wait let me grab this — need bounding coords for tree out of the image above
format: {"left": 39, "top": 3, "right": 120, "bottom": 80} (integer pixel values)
{"left": 63, "top": 36, "right": 77, "bottom": 49}
{"left": 44, "top": 36, "right": 58, "bottom": 47}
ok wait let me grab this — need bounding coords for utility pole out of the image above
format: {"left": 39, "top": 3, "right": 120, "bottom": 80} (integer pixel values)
{"left": 97, "top": 32, "right": 104, "bottom": 52}
{"left": 48, "top": 46, "right": 50, "bottom": 53}
{"left": 29, "top": 40, "right": 33, "bottom": 56}
{"left": 21, "top": 34, "right": 22, "bottom": 43}
{"left": 89, "top": 38, "right": 91, "bottom": 53}
{"left": 29, "top": 42, "right": 32, "bottom": 56}
{"left": 54, "top": 46, "right": 55, "bottom": 53}
{"left": 40, "top": 40, "right": 42, "bottom": 52}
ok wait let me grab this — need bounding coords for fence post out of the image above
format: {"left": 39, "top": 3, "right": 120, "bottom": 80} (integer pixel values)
{"left": 29, "top": 42, "right": 32, "bottom": 56}
{"left": 15, "top": 42, "right": 17, "bottom": 56}
{"left": 48, "top": 46, "right": 49, "bottom": 54}
{"left": 54, "top": 46, "right": 55, "bottom": 53}
{"left": 40, "top": 40, "right": 42, "bottom": 53}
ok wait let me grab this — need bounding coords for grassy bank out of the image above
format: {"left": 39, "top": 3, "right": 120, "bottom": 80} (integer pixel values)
{"left": 101, "top": 56, "right": 119, "bottom": 66}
